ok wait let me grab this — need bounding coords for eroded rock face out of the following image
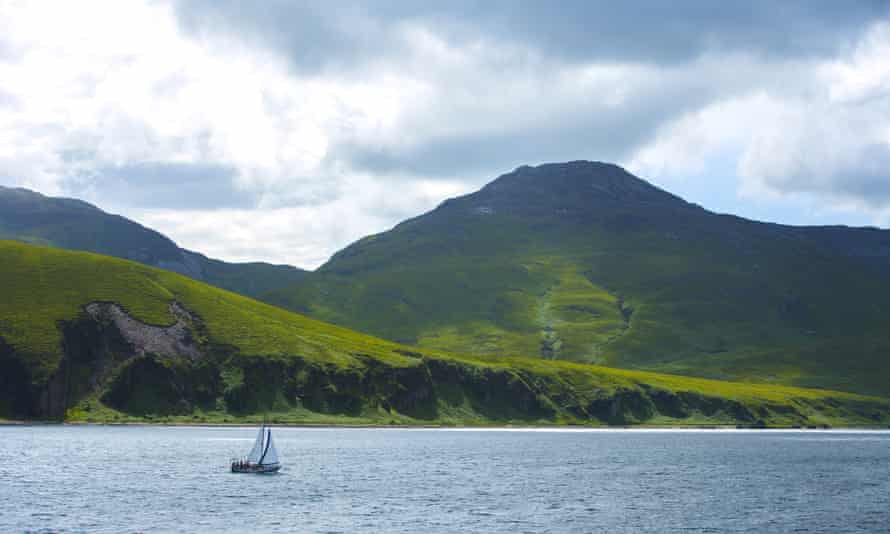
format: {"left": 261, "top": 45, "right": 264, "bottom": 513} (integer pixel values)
{"left": 0, "top": 335, "right": 35, "bottom": 417}
{"left": 84, "top": 302, "right": 201, "bottom": 360}
{"left": 32, "top": 302, "right": 205, "bottom": 418}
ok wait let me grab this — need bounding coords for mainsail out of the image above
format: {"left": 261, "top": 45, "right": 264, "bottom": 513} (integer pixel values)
{"left": 259, "top": 429, "right": 279, "bottom": 466}
{"left": 246, "top": 424, "right": 265, "bottom": 464}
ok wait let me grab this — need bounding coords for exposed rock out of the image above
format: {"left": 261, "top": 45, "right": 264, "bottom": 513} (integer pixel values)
{"left": 28, "top": 301, "right": 205, "bottom": 418}
{"left": 84, "top": 302, "right": 201, "bottom": 360}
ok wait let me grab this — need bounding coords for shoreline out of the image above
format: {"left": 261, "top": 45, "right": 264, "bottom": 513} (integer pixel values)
{"left": 3, "top": 420, "right": 889, "bottom": 431}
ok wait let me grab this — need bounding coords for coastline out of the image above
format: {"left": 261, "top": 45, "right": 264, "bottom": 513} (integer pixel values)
{"left": 3, "top": 420, "right": 889, "bottom": 431}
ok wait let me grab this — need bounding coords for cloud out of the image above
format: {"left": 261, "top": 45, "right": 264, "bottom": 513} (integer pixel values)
{"left": 739, "top": 104, "right": 890, "bottom": 208}
{"left": 342, "top": 48, "right": 815, "bottom": 180}
{"left": 629, "top": 22, "right": 890, "bottom": 219}
{"left": 0, "top": 0, "right": 345, "bottom": 195}
{"left": 173, "top": 1, "right": 887, "bottom": 69}
{"left": 741, "top": 23, "right": 890, "bottom": 210}
{"left": 75, "top": 162, "right": 248, "bottom": 210}
{"left": 132, "top": 174, "right": 468, "bottom": 267}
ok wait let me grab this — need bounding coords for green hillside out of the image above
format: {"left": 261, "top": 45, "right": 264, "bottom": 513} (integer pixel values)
{"left": 2, "top": 240, "right": 889, "bottom": 426}
{"left": 265, "top": 161, "right": 890, "bottom": 397}
{"left": 0, "top": 185, "right": 307, "bottom": 298}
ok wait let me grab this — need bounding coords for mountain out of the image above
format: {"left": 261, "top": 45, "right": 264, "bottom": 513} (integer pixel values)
{"left": 0, "top": 185, "right": 307, "bottom": 298}
{"left": 265, "top": 161, "right": 890, "bottom": 397}
{"left": 2, "top": 239, "right": 888, "bottom": 426}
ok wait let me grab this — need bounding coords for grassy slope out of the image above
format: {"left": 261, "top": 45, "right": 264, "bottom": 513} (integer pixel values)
{"left": 2, "top": 240, "right": 889, "bottom": 427}
{"left": 266, "top": 162, "right": 890, "bottom": 397}
{"left": 184, "top": 251, "right": 308, "bottom": 300}
{"left": 0, "top": 240, "right": 408, "bottom": 382}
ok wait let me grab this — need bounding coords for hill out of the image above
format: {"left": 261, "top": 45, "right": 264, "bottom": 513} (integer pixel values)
{"left": 0, "top": 185, "right": 306, "bottom": 298}
{"left": 265, "top": 161, "right": 890, "bottom": 397}
{"left": 2, "top": 240, "right": 888, "bottom": 426}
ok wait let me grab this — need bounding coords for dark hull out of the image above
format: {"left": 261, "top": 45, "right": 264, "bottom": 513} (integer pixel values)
{"left": 231, "top": 463, "right": 281, "bottom": 474}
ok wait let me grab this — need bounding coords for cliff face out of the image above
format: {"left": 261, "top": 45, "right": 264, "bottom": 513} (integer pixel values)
{"left": 4, "top": 300, "right": 889, "bottom": 427}
{"left": 31, "top": 302, "right": 204, "bottom": 418}
{"left": 0, "top": 335, "right": 32, "bottom": 417}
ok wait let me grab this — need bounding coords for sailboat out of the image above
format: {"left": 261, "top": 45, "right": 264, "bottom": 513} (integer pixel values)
{"left": 231, "top": 421, "right": 281, "bottom": 474}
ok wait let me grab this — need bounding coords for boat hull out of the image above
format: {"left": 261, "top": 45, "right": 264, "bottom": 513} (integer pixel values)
{"left": 231, "top": 463, "right": 281, "bottom": 474}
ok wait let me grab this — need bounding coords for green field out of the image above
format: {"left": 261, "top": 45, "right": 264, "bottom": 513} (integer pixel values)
{"left": 2, "top": 240, "right": 889, "bottom": 427}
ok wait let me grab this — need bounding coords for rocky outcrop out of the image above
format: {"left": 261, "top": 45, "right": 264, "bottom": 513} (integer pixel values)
{"left": 31, "top": 302, "right": 204, "bottom": 418}
{"left": 84, "top": 302, "right": 201, "bottom": 360}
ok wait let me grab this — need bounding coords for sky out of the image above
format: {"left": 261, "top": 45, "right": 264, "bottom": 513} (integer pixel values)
{"left": 2, "top": 1, "right": 890, "bottom": 269}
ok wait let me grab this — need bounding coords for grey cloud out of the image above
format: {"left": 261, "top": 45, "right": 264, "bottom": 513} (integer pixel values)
{"left": 78, "top": 162, "right": 345, "bottom": 212}
{"left": 328, "top": 51, "right": 790, "bottom": 182}
{"left": 71, "top": 162, "right": 254, "bottom": 210}
{"left": 170, "top": 0, "right": 887, "bottom": 190}
{"left": 436, "top": 1, "right": 888, "bottom": 63}
{"left": 761, "top": 143, "right": 890, "bottom": 208}
{"left": 173, "top": 1, "right": 393, "bottom": 74}
{"left": 338, "top": 88, "right": 699, "bottom": 182}
{"left": 173, "top": 0, "right": 887, "bottom": 72}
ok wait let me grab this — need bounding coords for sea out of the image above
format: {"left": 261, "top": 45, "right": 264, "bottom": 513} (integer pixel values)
{"left": 1, "top": 426, "right": 889, "bottom": 533}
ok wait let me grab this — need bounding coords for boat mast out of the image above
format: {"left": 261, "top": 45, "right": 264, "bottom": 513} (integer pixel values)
{"left": 259, "top": 415, "right": 266, "bottom": 460}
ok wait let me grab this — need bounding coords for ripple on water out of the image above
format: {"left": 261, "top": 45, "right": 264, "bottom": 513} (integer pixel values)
{"left": 2, "top": 428, "right": 890, "bottom": 533}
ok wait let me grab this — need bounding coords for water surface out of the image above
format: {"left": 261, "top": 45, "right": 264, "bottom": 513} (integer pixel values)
{"left": 2, "top": 426, "right": 889, "bottom": 533}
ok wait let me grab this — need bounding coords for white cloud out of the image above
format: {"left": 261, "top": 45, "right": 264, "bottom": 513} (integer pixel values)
{"left": 0, "top": 0, "right": 398, "bottom": 191}
{"left": 628, "top": 92, "right": 783, "bottom": 179}
{"left": 0, "top": 0, "right": 466, "bottom": 266}
{"left": 823, "top": 22, "right": 890, "bottom": 104}
{"left": 628, "top": 23, "right": 890, "bottom": 223}
{"left": 131, "top": 174, "right": 469, "bottom": 268}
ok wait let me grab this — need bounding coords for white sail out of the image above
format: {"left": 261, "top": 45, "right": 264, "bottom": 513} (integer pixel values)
{"left": 246, "top": 424, "right": 265, "bottom": 464}
{"left": 259, "top": 430, "right": 279, "bottom": 466}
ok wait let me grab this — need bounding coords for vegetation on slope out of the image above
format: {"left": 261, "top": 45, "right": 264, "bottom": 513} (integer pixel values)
{"left": 1, "top": 240, "right": 888, "bottom": 427}
{"left": 265, "top": 162, "right": 890, "bottom": 397}
{"left": 0, "top": 185, "right": 306, "bottom": 298}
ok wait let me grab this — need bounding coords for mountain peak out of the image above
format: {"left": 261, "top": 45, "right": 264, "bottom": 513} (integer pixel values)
{"left": 442, "top": 161, "right": 689, "bottom": 218}
{"left": 484, "top": 161, "right": 682, "bottom": 203}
